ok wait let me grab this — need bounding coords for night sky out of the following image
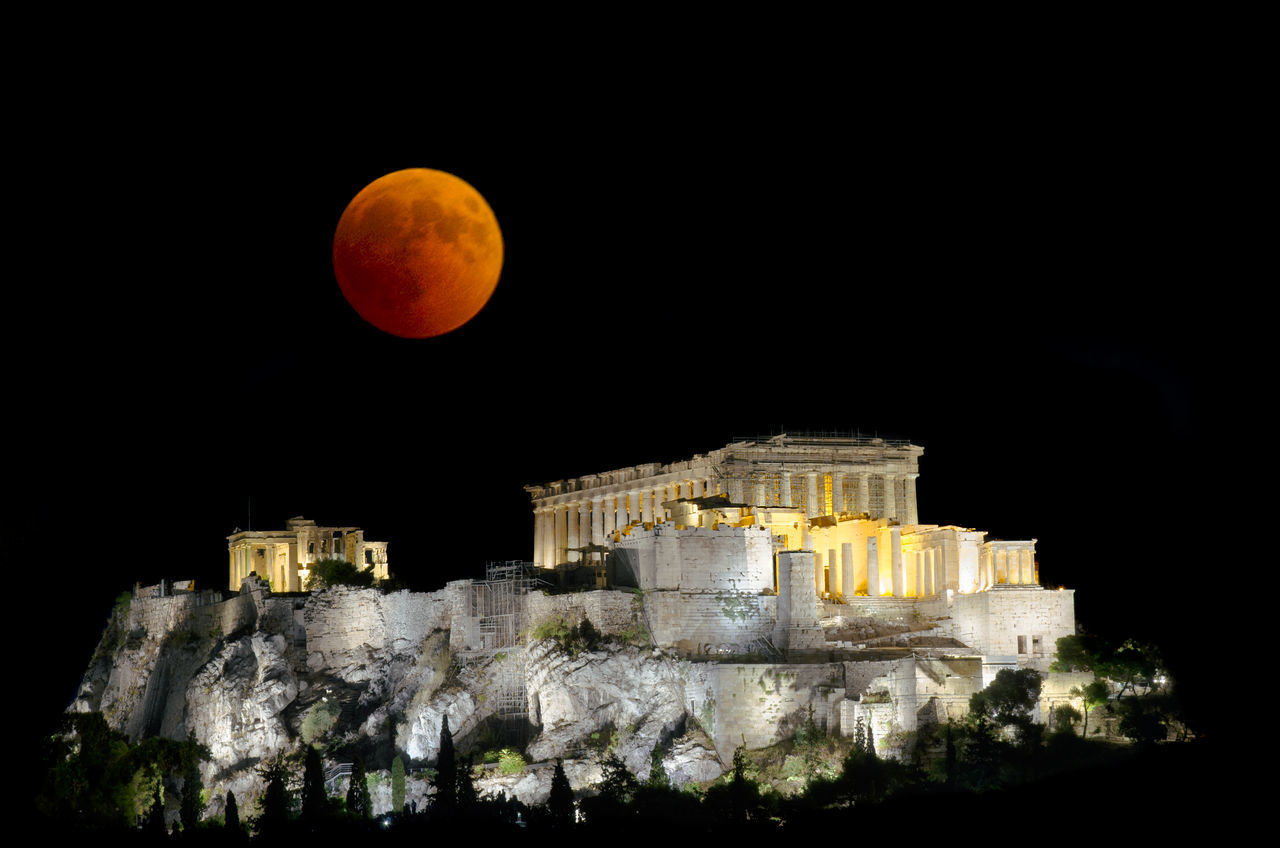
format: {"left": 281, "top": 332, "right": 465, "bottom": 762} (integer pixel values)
{"left": 7, "top": 54, "right": 1246, "bottom": 746}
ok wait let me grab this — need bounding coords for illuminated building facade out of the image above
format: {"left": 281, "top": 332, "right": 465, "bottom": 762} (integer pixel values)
{"left": 526, "top": 433, "right": 1072, "bottom": 664}
{"left": 226, "top": 516, "right": 389, "bottom": 591}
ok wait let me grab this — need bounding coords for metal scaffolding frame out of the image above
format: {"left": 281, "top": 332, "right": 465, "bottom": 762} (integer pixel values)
{"left": 459, "top": 562, "right": 549, "bottom": 742}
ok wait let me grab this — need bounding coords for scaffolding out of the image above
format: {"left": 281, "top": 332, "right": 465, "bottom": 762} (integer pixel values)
{"left": 459, "top": 562, "right": 549, "bottom": 744}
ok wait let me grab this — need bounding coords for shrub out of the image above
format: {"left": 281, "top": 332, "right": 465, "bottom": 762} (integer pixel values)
{"left": 497, "top": 748, "right": 526, "bottom": 775}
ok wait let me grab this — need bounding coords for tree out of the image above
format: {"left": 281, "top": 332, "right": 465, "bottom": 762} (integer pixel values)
{"left": 546, "top": 759, "right": 574, "bottom": 829}
{"left": 225, "top": 790, "right": 240, "bottom": 835}
{"left": 254, "top": 756, "right": 291, "bottom": 836}
{"left": 1096, "top": 639, "right": 1160, "bottom": 700}
{"left": 145, "top": 784, "right": 166, "bottom": 836}
{"left": 179, "top": 734, "right": 206, "bottom": 833}
{"left": 300, "top": 745, "right": 329, "bottom": 822}
{"left": 598, "top": 751, "right": 639, "bottom": 806}
{"left": 970, "top": 668, "right": 1043, "bottom": 729}
{"left": 456, "top": 754, "right": 478, "bottom": 810}
{"left": 305, "top": 558, "right": 376, "bottom": 590}
{"left": 1051, "top": 634, "right": 1102, "bottom": 673}
{"left": 646, "top": 741, "right": 669, "bottom": 789}
{"left": 346, "top": 753, "right": 372, "bottom": 820}
{"left": 1071, "top": 679, "right": 1110, "bottom": 736}
{"left": 435, "top": 714, "right": 457, "bottom": 813}
{"left": 391, "top": 755, "right": 406, "bottom": 814}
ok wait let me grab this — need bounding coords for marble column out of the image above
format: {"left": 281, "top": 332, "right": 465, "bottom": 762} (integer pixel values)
{"left": 883, "top": 474, "right": 898, "bottom": 521}
{"left": 841, "top": 541, "right": 854, "bottom": 597}
{"left": 624, "top": 490, "right": 638, "bottom": 528}
{"left": 857, "top": 473, "right": 869, "bottom": 515}
{"left": 641, "top": 489, "right": 653, "bottom": 525}
{"left": 567, "top": 503, "right": 580, "bottom": 563}
{"left": 591, "top": 499, "right": 604, "bottom": 546}
{"left": 828, "top": 547, "right": 840, "bottom": 596}
{"left": 603, "top": 496, "right": 616, "bottom": 538}
{"left": 691, "top": 478, "right": 704, "bottom": 498}
{"left": 805, "top": 472, "right": 819, "bottom": 517}
{"left": 831, "top": 473, "right": 844, "bottom": 516}
{"left": 781, "top": 471, "right": 793, "bottom": 507}
{"left": 533, "top": 506, "right": 545, "bottom": 566}
{"left": 728, "top": 477, "right": 744, "bottom": 503}
{"left": 866, "top": 536, "right": 880, "bottom": 596}
{"left": 814, "top": 551, "right": 824, "bottom": 595}
{"left": 555, "top": 505, "right": 568, "bottom": 566}
{"left": 753, "top": 478, "right": 765, "bottom": 506}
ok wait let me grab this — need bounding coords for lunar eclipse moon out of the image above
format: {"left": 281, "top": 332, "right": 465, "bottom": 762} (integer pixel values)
{"left": 333, "top": 168, "right": 503, "bottom": 338}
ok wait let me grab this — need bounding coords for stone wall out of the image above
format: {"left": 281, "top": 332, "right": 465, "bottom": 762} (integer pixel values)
{"left": 704, "top": 663, "right": 844, "bottom": 758}
{"left": 646, "top": 591, "right": 775, "bottom": 654}
{"left": 525, "top": 589, "right": 642, "bottom": 636}
{"left": 305, "top": 585, "right": 451, "bottom": 671}
{"left": 947, "top": 586, "right": 1075, "bottom": 664}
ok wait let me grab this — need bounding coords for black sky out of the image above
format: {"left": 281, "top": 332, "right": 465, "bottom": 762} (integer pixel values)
{"left": 6, "top": 46, "right": 1250, "bottom": 743}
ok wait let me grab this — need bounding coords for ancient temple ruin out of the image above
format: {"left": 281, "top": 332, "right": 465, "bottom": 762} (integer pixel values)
{"left": 226, "top": 516, "right": 389, "bottom": 592}
{"left": 525, "top": 433, "right": 1072, "bottom": 665}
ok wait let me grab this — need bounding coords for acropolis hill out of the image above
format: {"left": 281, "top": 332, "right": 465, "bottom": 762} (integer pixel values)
{"left": 70, "top": 433, "right": 1083, "bottom": 816}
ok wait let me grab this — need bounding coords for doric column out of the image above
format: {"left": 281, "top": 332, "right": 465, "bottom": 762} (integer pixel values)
{"left": 905, "top": 474, "right": 919, "bottom": 525}
{"left": 641, "top": 489, "right": 654, "bottom": 524}
{"left": 751, "top": 478, "right": 764, "bottom": 506}
{"left": 831, "top": 473, "right": 844, "bottom": 515}
{"left": 841, "top": 541, "right": 854, "bottom": 597}
{"left": 857, "top": 473, "right": 869, "bottom": 515}
{"left": 866, "top": 536, "right": 880, "bottom": 596}
{"left": 828, "top": 547, "right": 840, "bottom": 596}
{"left": 889, "top": 528, "right": 903, "bottom": 597}
{"left": 814, "top": 550, "right": 824, "bottom": 595}
{"left": 691, "top": 478, "right": 704, "bottom": 498}
{"left": 781, "top": 471, "right": 793, "bottom": 507}
{"left": 567, "top": 503, "right": 580, "bottom": 562}
{"left": 533, "top": 506, "right": 545, "bottom": 566}
{"left": 591, "top": 498, "right": 604, "bottom": 546}
{"left": 542, "top": 508, "right": 556, "bottom": 567}
{"left": 624, "top": 490, "right": 638, "bottom": 527}
{"left": 728, "top": 477, "right": 744, "bottom": 503}
{"left": 555, "top": 505, "right": 568, "bottom": 566}
{"left": 805, "top": 472, "right": 819, "bottom": 517}
{"left": 603, "top": 495, "right": 616, "bottom": 537}
{"left": 883, "top": 474, "right": 898, "bottom": 520}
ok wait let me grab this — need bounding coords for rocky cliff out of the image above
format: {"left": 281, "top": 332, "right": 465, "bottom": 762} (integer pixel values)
{"left": 69, "top": 582, "right": 723, "bottom": 819}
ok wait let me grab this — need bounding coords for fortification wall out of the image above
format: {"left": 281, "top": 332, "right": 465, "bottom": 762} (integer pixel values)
{"left": 948, "top": 587, "right": 1075, "bottom": 661}
{"left": 614, "top": 524, "right": 774, "bottom": 594}
{"left": 705, "top": 663, "right": 844, "bottom": 758}
{"left": 646, "top": 591, "right": 776, "bottom": 654}
{"left": 525, "top": 590, "right": 641, "bottom": 636}
{"left": 304, "top": 585, "right": 451, "bottom": 666}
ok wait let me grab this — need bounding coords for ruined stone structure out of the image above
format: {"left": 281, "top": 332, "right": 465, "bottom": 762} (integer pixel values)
{"left": 525, "top": 433, "right": 1074, "bottom": 667}
{"left": 227, "top": 516, "right": 389, "bottom": 592}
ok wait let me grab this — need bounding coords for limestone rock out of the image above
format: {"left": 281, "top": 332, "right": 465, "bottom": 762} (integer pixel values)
{"left": 663, "top": 733, "right": 724, "bottom": 786}
{"left": 187, "top": 633, "right": 298, "bottom": 770}
{"left": 524, "top": 639, "right": 688, "bottom": 778}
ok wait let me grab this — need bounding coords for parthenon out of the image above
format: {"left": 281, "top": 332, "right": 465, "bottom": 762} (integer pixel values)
{"left": 524, "top": 433, "right": 1039, "bottom": 601}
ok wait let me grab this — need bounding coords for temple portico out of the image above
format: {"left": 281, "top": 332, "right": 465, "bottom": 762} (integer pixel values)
{"left": 524, "top": 434, "right": 925, "bottom": 570}
{"left": 227, "top": 516, "right": 388, "bottom": 591}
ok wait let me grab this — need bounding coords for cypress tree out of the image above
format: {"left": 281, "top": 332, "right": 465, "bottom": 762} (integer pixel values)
{"left": 301, "top": 745, "right": 329, "bottom": 822}
{"left": 391, "top": 755, "right": 406, "bottom": 814}
{"left": 547, "top": 759, "right": 574, "bottom": 829}
{"left": 346, "top": 753, "right": 372, "bottom": 820}
{"left": 180, "top": 745, "right": 204, "bottom": 832}
{"left": 435, "top": 714, "right": 457, "bottom": 812}
{"left": 225, "top": 790, "right": 240, "bottom": 834}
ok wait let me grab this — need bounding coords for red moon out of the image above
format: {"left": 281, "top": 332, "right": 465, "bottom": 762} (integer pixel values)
{"left": 333, "top": 168, "right": 503, "bottom": 338}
